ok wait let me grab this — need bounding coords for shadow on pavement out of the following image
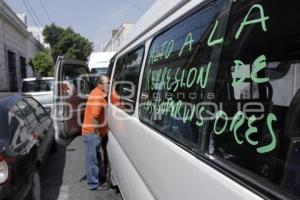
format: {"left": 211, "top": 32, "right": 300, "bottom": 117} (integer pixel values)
{"left": 41, "top": 144, "right": 67, "bottom": 200}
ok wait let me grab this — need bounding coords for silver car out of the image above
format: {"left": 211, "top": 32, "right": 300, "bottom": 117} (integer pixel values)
{"left": 20, "top": 77, "right": 54, "bottom": 112}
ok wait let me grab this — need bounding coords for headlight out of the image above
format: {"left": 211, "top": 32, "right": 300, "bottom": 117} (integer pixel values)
{"left": 0, "top": 161, "right": 9, "bottom": 184}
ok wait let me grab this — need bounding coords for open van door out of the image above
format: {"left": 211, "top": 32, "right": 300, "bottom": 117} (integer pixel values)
{"left": 53, "top": 57, "right": 94, "bottom": 145}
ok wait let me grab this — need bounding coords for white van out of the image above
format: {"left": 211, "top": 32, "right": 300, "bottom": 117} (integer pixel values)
{"left": 20, "top": 77, "right": 54, "bottom": 112}
{"left": 53, "top": 0, "right": 300, "bottom": 199}
{"left": 88, "top": 52, "right": 115, "bottom": 75}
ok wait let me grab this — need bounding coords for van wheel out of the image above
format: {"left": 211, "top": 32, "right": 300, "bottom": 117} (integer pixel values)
{"left": 29, "top": 169, "right": 41, "bottom": 200}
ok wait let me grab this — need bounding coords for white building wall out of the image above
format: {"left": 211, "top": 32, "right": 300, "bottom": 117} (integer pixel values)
{"left": 103, "top": 23, "right": 134, "bottom": 52}
{"left": 4, "top": 23, "right": 28, "bottom": 89}
{"left": 0, "top": 2, "right": 43, "bottom": 91}
{"left": 0, "top": 17, "right": 7, "bottom": 91}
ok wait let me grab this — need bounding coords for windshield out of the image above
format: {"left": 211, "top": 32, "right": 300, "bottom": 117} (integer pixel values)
{"left": 91, "top": 67, "right": 108, "bottom": 75}
{"left": 22, "top": 80, "right": 54, "bottom": 92}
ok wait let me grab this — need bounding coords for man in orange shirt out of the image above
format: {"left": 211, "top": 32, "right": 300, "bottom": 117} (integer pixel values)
{"left": 82, "top": 75, "right": 109, "bottom": 191}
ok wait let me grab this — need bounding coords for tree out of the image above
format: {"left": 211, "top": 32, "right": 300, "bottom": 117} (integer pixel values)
{"left": 43, "top": 23, "right": 93, "bottom": 62}
{"left": 30, "top": 51, "right": 54, "bottom": 76}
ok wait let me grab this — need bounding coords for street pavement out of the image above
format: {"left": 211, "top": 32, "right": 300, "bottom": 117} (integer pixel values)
{"left": 40, "top": 136, "right": 123, "bottom": 200}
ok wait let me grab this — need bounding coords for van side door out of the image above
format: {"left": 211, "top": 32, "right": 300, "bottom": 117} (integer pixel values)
{"left": 53, "top": 58, "right": 94, "bottom": 145}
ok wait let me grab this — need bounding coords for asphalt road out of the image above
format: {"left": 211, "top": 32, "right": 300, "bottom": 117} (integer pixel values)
{"left": 40, "top": 137, "right": 123, "bottom": 200}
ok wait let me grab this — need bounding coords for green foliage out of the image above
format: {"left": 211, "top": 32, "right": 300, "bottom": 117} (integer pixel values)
{"left": 43, "top": 23, "right": 93, "bottom": 61}
{"left": 30, "top": 51, "right": 54, "bottom": 76}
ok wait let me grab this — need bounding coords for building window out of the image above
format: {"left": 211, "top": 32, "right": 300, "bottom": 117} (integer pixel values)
{"left": 20, "top": 56, "right": 27, "bottom": 79}
{"left": 7, "top": 50, "right": 18, "bottom": 92}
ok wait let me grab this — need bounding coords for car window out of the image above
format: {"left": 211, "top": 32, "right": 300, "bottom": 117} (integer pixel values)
{"left": 139, "top": 0, "right": 227, "bottom": 149}
{"left": 8, "top": 105, "right": 33, "bottom": 153}
{"left": 204, "top": 0, "right": 300, "bottom": 198}
{"left": 16, "top": 100, "right": 38, "bottom": 128}
{"left": 91, "top": 68, "right": 108, "bottom": 75}
{"left": 111, "top": 47, "right": 144, "bottom": 114}
{"left": 25, "top": 97, "right": 48, "bottom": 121}
{"left": 22, "top": 79, "right": 54, "bottom": 92}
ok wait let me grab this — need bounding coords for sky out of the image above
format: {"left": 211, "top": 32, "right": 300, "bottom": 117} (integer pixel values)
{"left": 5, "top": 0, "right": 155, "bottom": 51}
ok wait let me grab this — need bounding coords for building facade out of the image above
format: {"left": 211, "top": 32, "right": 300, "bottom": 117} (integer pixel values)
{"left": 0, "top": 1, "right": 44, "bottom": 92}
{"left": 103, "top": 23, "right": 134, "bottom": 52}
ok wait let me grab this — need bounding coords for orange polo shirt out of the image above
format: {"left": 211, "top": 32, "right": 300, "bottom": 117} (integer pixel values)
{"left": 82, "top": 86, "right": 108, "bottom": 136}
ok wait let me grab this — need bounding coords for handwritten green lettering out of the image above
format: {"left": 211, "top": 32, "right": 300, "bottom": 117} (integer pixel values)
{"left": 187, "top": 68, "right": 197, "bottom": 88}
{"left": 180, "top": 69, "right": 186, "bottom": 88}
{"left": 230, "top": 111, "right": 244, "bottom": 145}
{"left": 165, "top": 40, "right": 174, "bottom": 59}
{"left": 245, "top": 115, "right": 259, "bottom": 145}
{"left": 196, "top": 106, "right": 205, "bottom": 127}
{"left": 214, "top": 110, "right": 228, "bottom": 135}
{"left": 197, "top": 62, "right": 211, "bottom": 89}
{"left": 235, "top": 4, "right": 270, "bottom": 40}
{"left": 179, "top": 32, "right": 194, "bottom": 57}
{"left": 208, "top": 20, "right": 224, "bottom": 46}
{"left": 257, "top": 113, "right": 277, "bottom": 154}
{"left": 251, "top": 54, "right": 269, "bottom": 84}
{"left": 183, "top": 104, "right": 196, "bottom": 124}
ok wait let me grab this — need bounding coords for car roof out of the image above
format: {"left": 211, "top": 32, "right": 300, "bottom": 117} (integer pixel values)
{"left": 0, "top": 92, "right": 19, "bottom": 100}
{"left": 0, "top": 93, "right": 24, "bottom": 107}
{"left": 22, "top": 77, "right": 54, "bottom": 81}
{"left": 0, "top": 93, "right": 25, "bottom": 144}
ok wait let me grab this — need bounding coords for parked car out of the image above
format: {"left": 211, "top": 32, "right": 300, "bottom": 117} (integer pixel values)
{"left": 0, "top": 93, "right": 55, "bottom": 200}
{"left": 20, "top": 77, "right": 54, "bottom": 113}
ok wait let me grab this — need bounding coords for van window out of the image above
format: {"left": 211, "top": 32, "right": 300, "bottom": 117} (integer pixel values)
{"left": 205, "top": 0, "right": 300, "bottom": 198}
{"left": 61, "top": 65, "right": 93, "bottom": 96}
{"left": 112, "top": 47, "right": 144, "bottom": 114}
{"left": 139, "top": 0, "right": 227, "bottom": 149}
{"left": 107, "top": 58, "right": 115, "bottom": 78}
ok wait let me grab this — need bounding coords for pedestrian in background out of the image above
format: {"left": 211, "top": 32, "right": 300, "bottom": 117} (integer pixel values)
{"left": 82, "top": 75, "right": 109, "bottom": 191}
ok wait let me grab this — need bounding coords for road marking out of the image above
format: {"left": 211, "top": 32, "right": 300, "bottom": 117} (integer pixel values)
{"left": 57, "top": 185, "right": 70, "bottom": 200}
